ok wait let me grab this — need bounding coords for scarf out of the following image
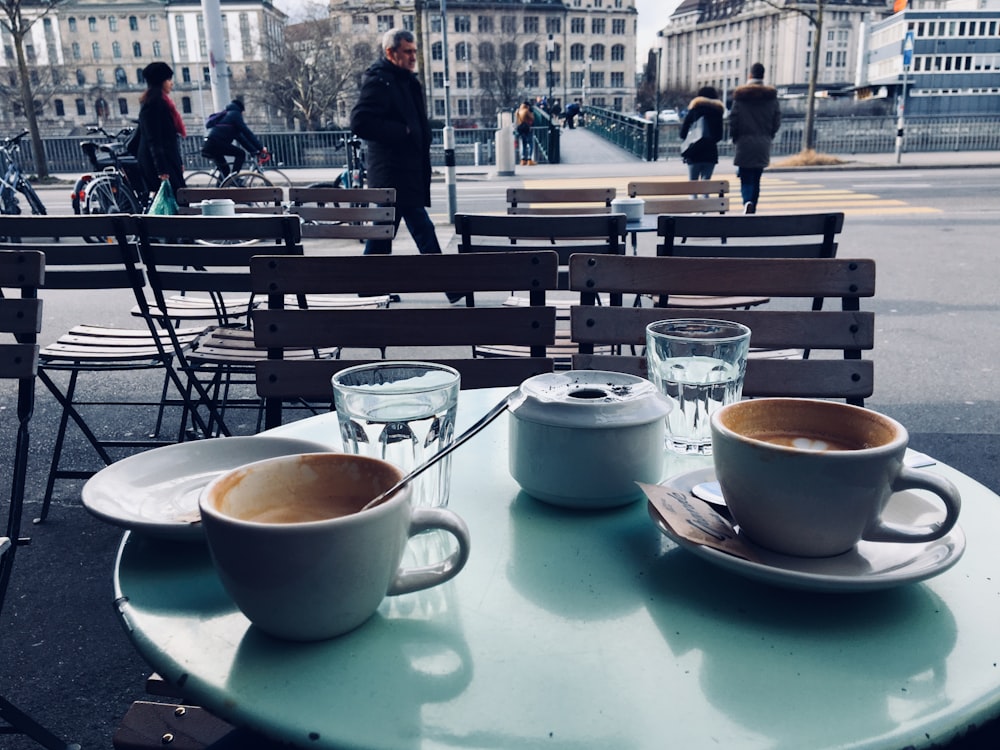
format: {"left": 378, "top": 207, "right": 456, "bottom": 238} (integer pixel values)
{"left": 163, "top": 94, "right": 187, "bottom": 137}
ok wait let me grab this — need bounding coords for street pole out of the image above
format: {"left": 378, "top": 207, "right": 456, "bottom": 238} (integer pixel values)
{"left": 895, "top": 30, "right": 914, "bottom": 165}
{"left": 439, "top": 0, "right": 457, "bottom": 222}
{"left": 200, "top": 0, "right": 230, "bottom": 110}
{"left": 653, "top": 47, "right": 662, "bottom": 161}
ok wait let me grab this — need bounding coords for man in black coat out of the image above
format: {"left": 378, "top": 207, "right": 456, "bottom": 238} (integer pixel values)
{"left": 350, "top": 28, "right": 444, "bottom": 262}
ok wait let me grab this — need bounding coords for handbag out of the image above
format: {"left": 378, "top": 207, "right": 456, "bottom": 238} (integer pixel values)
{"left": 148, "top": 179, "right": 178, "bottom": 215}
{"left": 680, "top": 116, "right": 708, "bottom": 158}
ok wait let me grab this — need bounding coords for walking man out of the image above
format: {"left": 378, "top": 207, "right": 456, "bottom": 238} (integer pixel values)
{"left": 350, "top": 29, "right": 446, "bottom": 264}
{"left": 729, "top": 62, "right": 781, "bottom": 214}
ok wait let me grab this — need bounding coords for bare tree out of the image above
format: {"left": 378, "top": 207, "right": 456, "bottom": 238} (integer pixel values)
{"left": 761, "top": 0, "right": 824, "bottom": 152}
{"left": 1, "top": 0, "right": 67, "bottom": 178}
{"left": 261, "top": 10, "right": 376, "bottom": 130}
{"left": 470, "top": 24, "right": 540, "bottom": 116}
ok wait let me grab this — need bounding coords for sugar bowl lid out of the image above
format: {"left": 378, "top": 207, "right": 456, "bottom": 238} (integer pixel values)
{"left": 509, "top": 370, "right": 671, "bottom": 429}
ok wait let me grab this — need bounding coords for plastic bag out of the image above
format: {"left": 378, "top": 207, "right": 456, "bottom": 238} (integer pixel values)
{"left": 148, "top": 180, "right": 178, "bottom": 215}
{"left": 680, "top": 116, "right": 708, "bottom": 158}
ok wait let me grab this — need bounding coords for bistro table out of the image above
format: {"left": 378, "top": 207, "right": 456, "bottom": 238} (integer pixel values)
{"left": 113, "top": 387, "right": 1000, "bottom": 750}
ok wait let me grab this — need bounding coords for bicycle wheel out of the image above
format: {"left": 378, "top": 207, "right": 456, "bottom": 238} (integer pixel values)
{"left": 185, "top": 170, "right": 222, "bottom": 187}
{"left": 305, "top": 182, "right": 341, "bottom": 207}
{"left": 220, "top": 171, "right": 273, "bottom": 188}
{"left": 84, "top": 176, "right": 137, "bottom": 214}
{"left": 18, "top": 181, "right": 47, "bottom": 215}
{"left": 263, "top": 168, "right": 292, "bottom": 189}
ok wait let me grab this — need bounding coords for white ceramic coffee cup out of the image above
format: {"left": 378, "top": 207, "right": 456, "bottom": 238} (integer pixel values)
{"left": 710, "top": 398, "right": 961, "bottom": 557}
{"left": 199, "top": 452, "right": 471, "bottom": 641}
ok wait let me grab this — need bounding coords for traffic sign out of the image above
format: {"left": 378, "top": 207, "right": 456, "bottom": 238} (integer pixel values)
{"left": 902, "top": 30, "right": 914, "bottom": 67}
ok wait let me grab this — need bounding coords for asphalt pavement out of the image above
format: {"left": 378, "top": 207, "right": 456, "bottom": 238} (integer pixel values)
{"left": 3, "top": 132, "right": 1000, "bottom": 748}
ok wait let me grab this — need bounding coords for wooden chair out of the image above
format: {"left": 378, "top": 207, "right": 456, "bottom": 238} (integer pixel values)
{"left": 288, "top": 187, "right": 397, "bottom": 242}
{"left": 0, "top": 248, "right": 79, "bottom": 750}
{"left": 506, "top": 187, "right": 616, "bottom": 215}
{"left": 650, "top": 211, "right": 846, "bottom": 312}
{"left": 175, "top": 186, "right": 285, "bottom": 215}
{"left": 136, "top": 214, "right": 316, "bottom": 435}
{"left": 0, "top": 215, "right": 207, "bottom": 522}
{"left": 454, "top": 212, "right": 627, "bottom": 366}
{"left": 569, "top": 255, "right": 875, "bottom": 406}
{"left": 251, "top": 251, "right": 559, "bottom": 428}
{"left": 627, "top": 179, "right": 729, "bottom": 215}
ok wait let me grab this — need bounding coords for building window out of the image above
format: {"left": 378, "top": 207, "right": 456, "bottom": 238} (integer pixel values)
{"left": 570, "top": 71, "right": 584, "bottom": 87}
{"left": 129, "top": 16, "right": 138, "bottom": 31}
{"left": 611, "top": 44, "right": 625, "bottom": 62}
{"left": 456, "top": 42, "right": 471, "bottom": 61}
{"left": 182, "top": 96, "right": 192, "bottom": 114}
{"left": 240, "top": 13, "right": 253, "bottom": 57}
{"left": 434, "top": 99, "right": 445, "bottom": 117}
{"left": 501, "top": 16, "right": 517, "bottom": 34}
{"left": 525, "top": 70, "right": 539, "bottom": 87}
{"left": 203, "top": 66, "right": 210, "bottom": 83}
{"left": 115, "top": 67, "right": 127, "bottom": 85}
{"left": 109, "top": 16, "right": 117, "bottom": 32}
{"left": 182, "top": 66, "right": 191, "bottom": 83}
{"left": 610, "top": 72, "right": 624, "bottom": 87}
{"left": 524, "top": 16, "right": 539, "bottom": 34}
{"left": 546, "top": 18, "right": 561, "bottom": 34}
{"left": 88, "top": 17, "right": 97, "bottom": 32}
{"left": 524, "top": 43, "right": 539, "bottom": 62}
{"left": 479, "top": 41, "right": 494, "bottom": 62}
{"left": 590, "top": 71, "right": 604, "bottom": 88}
{"left": 152, "top": 40, "right": 161, "bottom": 56}
{"left": 571, "top": 18, "right": 585, "bottom": 34}
{"left": 68, "top": 17, "right": 77, "bottom": 32}
{"left": 150, "top": 16, "right": 158, "bottom": 31}
{"left": 458, "top": 99, "right": 469, "bottom": 117}
{"left": 591, "top": 19, "right": 605, "bottom": 35}
{"left": 612, "top": 19, "right": 625, "bottom": 35}
{"left": 570, "top": 43, "right": 585, "bottom": 62}
{"left": 54, "top": 99, "right": 65, "bottom": 116}
{"left": 76, "top": 98, "right": 86, "bottom": 115}
{"left": 72, "top": 42, "right": 81, "bottom": 59}
{"left": 478, "top": 16, "right": 493, "bottom": 34}
{"left": 92, "top": 41, "right": 101, "bottom": 60}
{"left": 590, "top": 44, "right": 605, "bottom": 62}
{"left": 178, "top": 39, "right": 188, "bottom": 60}
{"left": 352, "top": 15, "right": 369, "bottom": 29}
{"left": 133, "top": 41, "right": 142, "bottom": 58}
{"left": 112, "top": 41, "right": 122, "bottom": 58}
{"left": 118, "top": 97, "right": 128, "bottom": 114}
{"left": 402, "top": 14, "right": 413, "bottom": 31}
{"left": 136, "top": 68, "right": 144, "bottom": 84}
{"left": 431, "top": 41, "right": 443, "bottom": 61}
{"left": 430, "top": 16, "right": 441, "bottom": 33}
{"left": 377, "top": 15, "right": 394, "bottom": 32}
{"left": 96, "top": 69, "right": 105, "bottom": 85}
{"left": 433, "top": 71, "right": 445, "bottom": 88}
{"left": 455, "top": 15, "right": 470, "bottom": 33}
{"left": 456, "top": 70, "right": 470, "bottom": 88}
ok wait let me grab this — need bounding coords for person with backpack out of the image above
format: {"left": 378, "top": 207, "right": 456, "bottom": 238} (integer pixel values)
{"left": 678, "top": 86, "right": 725, "bottom": 182}
{"left": 515, "top": 101, "right": 535, "bottom": 165}
{"left": 200, "top": 99, "right": 266, "bottom": 178}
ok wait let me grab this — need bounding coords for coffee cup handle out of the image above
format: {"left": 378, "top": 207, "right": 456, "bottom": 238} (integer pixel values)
{"left": 387, "top": 507, "right": 471, "bottom": 596}
{"left": 865, "top": 468, "right": 962, "bottom": 544}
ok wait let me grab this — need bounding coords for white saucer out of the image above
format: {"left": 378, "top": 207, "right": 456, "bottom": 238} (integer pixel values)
{"left": 651, "top": 467, "right": 966, "bottom": 592}
{"left": 81, "top": 436, "right": 333, "bottom": 541}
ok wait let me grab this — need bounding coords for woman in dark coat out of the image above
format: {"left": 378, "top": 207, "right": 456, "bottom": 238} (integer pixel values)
{"left": 678, "top": 86, "right": 725, "bottom": 181}
{"left": 137, "top": 61, "right": 186, "bottom": 196}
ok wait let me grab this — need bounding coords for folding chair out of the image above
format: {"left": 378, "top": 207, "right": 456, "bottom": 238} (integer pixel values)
{"left": 454, "top": 212, "right": 626, "bottom": 367}
{"left": 0, "top": 248, "right": 80, "bottom": 750}
{"left": 136, "top": 214, "right": 321, "bottom": 435}
{"left": 506, "top": 187, "right": 616, "bottom": 215}
{"left": 569, "top": 255, "right": 876, "bottom": 406}
{"left": 251, "top": 251, "right": 559, "bottom": 428}
{"left": 0, "top": 215, "right": 206, "bottom": 523}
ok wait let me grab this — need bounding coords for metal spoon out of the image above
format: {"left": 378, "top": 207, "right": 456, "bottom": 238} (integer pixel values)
{"left": 360, "top": 391, "right": 516, "bottom": 512}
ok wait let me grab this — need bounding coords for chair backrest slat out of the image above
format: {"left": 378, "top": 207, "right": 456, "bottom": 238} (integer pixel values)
{"left": 507, "top": 187, "right": 615, "bottom": 215}
{"left": 0, "top": 249, "right": 43, "bottom": 379}
{"left": 288, "top": 187, "right": 395, "bottom": 206}
{"left": 176, "top": 186, "right": 284, "bottom": 209}
{"left": 628, "top": 179, "right": 728, "bottom": 198}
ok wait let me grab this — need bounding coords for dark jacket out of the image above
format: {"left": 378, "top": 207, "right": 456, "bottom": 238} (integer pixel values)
{"left": 679, "top": 95, "right": 725, "bottom": 165}
{"left": 137, "top": 90, "right": 185, "bottom": 192}
{"left": 205, "top": 102, "right": 263, "bottom": 154}
{"left": 729, "top": 82, "right": 781, "bottom": 169}
{"left": 350, "top": 57, "right": 433, "bottom": 208}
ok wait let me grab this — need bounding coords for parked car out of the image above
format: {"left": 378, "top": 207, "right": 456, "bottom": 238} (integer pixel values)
{"left": 658, "top": 109, "right": 681, "bottom": 123}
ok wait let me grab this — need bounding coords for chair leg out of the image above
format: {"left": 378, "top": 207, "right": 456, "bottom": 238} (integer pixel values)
{"left": 0, "top": 694, "right": 80, "bottom": 750}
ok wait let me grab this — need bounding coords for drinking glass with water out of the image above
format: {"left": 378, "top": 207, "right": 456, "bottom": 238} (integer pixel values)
{"left": 645, "top": 319, "right": 751, "bottom": 455}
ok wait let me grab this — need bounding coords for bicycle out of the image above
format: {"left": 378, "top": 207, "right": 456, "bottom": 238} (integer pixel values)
{"left": 186, "top": 148, "right": 291, "bottom": 189}
{"left": 74, "top": 125, "right": 147, "bottom": 218}
{"left": 307, "top": 135, "right": 367, "bottom": 194}
{"left": 1, "top": 130, "right": 47, "bottom": 217}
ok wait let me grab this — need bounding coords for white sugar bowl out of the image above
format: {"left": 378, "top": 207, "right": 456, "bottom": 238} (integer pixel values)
{"left": 610, "top": 197, "right": 645, "bottom": 222}
{"left": 508, "top": 371, "right": 671, "bottom": 508}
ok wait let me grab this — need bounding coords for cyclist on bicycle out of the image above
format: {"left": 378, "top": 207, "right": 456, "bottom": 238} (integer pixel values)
{"left": 200, "top": 99, "right": 266, "bottom": 178}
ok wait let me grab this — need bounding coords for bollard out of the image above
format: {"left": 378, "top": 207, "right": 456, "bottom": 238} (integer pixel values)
{"left": 495, "top": 111, "right": 515, "bottom": 176}
{"left": 474, "top": 142, "right": 481, "bottom": 166}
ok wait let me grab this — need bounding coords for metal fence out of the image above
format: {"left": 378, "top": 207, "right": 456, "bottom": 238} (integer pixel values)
{"left": 582, "top": 107, "right": 1000, "bottom": 161}
{"left": 11, "top": 112, "right": 1000, "bottom": 175}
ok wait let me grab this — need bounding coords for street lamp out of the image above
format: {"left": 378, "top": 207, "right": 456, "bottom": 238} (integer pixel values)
{"left": 546, "top": 34, "right": 554, "bottom": 106}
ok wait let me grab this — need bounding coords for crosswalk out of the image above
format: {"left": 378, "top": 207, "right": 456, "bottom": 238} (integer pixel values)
{"left": 497, "top": 173, "right": 940, "bottom": 217}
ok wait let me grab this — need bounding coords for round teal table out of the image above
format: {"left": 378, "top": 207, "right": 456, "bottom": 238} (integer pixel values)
{"left": 114, "top": 387, "right": 1000, "bottom": 750}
